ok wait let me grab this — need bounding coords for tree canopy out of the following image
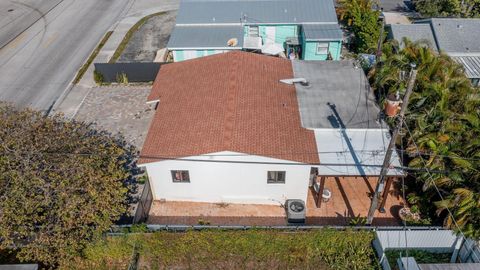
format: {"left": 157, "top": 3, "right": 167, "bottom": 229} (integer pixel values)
{"left": 338, "top": 0, "right": 381, "bottom": 53}
{"left": 0, "top": 103, "right": 136, "bottom": 266}
{"left": 370, "top": 39, "right": 480, "bottom": 239}
{"left": 414, "top": 0, "right": 480, "bottom": 18}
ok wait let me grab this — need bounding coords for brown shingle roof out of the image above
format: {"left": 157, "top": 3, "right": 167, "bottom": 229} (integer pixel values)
{"left": 139, "top": 51, "right": 318, "bottom": 164}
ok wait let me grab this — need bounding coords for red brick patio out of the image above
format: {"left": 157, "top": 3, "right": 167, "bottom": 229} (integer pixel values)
{"left": 306, "top": 176, "right": 404, "bottom": 226}
{"left": 147, "top": 177, "right": 404, "bottom": 226}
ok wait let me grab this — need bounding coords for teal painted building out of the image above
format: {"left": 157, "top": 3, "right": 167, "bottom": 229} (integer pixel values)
{"left": 168, "top": 0, "right": 343, "bottom": 62}
{"left": 242, "top": 24, "right": 342, "bottom": 61}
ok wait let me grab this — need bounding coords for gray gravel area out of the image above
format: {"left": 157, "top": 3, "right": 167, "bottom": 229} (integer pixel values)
{"left": 118, "top": 11, "right": 177, "bottom": 62}
{"left": 74, "top": 86, "right": 155, "bottom": 150}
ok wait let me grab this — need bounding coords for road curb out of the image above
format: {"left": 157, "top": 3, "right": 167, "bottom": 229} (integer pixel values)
{"left": 50, "top": 4, "right": 178, "bottom": 117}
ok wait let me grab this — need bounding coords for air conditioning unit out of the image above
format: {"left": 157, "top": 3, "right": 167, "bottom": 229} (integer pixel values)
{"left": 285, "top": 199, "right": 306, "bottom": 224}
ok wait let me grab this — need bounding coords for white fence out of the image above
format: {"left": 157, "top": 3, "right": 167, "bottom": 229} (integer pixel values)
{"left": 373, "top": 229, "right": 478, "bottom": 270}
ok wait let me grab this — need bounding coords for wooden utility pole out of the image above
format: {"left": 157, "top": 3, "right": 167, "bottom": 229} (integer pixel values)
{"left": 375, "top": 9, "right": 385, "bottom": 62}
{"left": 367, "top": 65, "right": 418, "bottom": 225}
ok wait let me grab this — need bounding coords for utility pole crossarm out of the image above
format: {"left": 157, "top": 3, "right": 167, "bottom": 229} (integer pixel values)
{"left": 366, "top": 66, "right": 418, "bottom": 225}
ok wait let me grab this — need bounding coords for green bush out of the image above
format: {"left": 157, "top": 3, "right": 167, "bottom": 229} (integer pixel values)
{"left": 93, "top": 70, "right": 104, "bottom": 85}
{"left": 116, "top": 72, "right": 128, "bottom": 85}
{"left": 350, "top": 215, "right": 368, "bottom": 226}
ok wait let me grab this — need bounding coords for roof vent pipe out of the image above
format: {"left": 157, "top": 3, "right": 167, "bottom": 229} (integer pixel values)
{"left": 280, "top": 78, "right": 309, "bottom": 86}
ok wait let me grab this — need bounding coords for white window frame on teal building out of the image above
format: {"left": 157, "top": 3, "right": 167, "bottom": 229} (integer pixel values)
{"left": 316, "top": 42, "right": 329, "bottom": 55}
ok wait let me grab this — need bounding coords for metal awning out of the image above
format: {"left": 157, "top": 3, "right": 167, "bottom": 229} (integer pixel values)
{"left": 314, "top": 129, "right": 403, "bottom": 176}
{"left": 286, "top": 36, "right": 300, "bottom": 45}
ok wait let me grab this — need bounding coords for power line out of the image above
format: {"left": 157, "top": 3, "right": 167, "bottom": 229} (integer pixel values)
{"left": 137, "top": 154, "right": 448, "bottom": 174}
{"left": 9, "top": 147, "right": 480, "bottom": 162}
{"left": 402, "top": 118, "right": 480, "bottom": 262}
{"left": 4, "top": 149, "right": 449, "bottom": 174}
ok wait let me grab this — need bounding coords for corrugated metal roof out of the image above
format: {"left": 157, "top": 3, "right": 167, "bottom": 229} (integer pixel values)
{"left": 388, "top": 24, "right": 438, "bottom": 51}
{"left": 175, "top": 0, "right": 338, "bottom": 25}
{"left": 292, "top": 60, "right": 381, "bottom": 129}
{"left": 314, "top": 129, "right": 403, "bottom": 176}
{"left": 452, "top": 56, "right": 480, "bottom": 79}
{"left": 303, "top": 24, "right": 343, "bottom": 41}
{"left": 167, "top": 25, "right": 244, "bottom": 49}
{"left": 420, "top": 18, "right": 480, "bottom": 53}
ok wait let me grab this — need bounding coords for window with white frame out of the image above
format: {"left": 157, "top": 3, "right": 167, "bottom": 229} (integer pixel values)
{"left": 316, "top": 42, "right": 329, "bottom": 55}
{"left": 267, "top": 171, "right": 286, "bottom": 184}
{"left": 171, "top": 170, "right": 190, "bottom": 183}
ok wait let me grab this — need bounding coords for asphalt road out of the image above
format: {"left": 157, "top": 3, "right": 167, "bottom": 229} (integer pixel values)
{"left": 0, "top": 0, "right": 132, "bottom": 111}
{"left": 0, "top": 0, "right": 63, "bottom": 49}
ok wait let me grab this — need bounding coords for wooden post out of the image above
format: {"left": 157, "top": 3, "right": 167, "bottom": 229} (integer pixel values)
{"left": 367, "top": 65, "right": 417, "bottom": 224}
{"left": 316, "top": 176, "right": 326, "bottom": 208}
{"left": 379, "top": 177, "right": 394, "bottom": 212}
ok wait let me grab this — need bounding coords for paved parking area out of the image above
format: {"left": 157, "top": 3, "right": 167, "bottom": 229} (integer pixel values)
{"left": 118, "top": 10, "right": 177, "bottom": 62}
{"left": 74, "top": 86, "right": 155, "bottom": 150}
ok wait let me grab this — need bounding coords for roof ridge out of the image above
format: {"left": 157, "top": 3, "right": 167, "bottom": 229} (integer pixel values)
{"left": 222, "top": 53, "right": 239, "bottom": 150}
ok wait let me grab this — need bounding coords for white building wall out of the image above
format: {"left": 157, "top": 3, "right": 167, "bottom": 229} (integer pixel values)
{"left": 143, "top": 151, "right": 312, "bottom": 205}
{"left": 172, "top": 50, "right": 230, "bottom": 62}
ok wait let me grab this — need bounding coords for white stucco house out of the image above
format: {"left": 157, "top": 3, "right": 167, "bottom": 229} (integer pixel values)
{"left": 138, "top": 51, "right": 403, "bottom": 209}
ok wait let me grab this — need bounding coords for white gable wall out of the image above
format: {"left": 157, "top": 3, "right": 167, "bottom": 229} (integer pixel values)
{"left": 142, "top": 151, "right": 312, "bottom": 205}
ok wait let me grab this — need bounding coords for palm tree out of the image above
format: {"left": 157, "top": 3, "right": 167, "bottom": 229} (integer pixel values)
{"left": 370, "top": 38, "right": 480, "bottom": 238}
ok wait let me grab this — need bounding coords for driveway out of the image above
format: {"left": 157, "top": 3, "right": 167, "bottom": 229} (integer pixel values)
{"left": 74, "top": 86, "right": 155, "bottom": 150}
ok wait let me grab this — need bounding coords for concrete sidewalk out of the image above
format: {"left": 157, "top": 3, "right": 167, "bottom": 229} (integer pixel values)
{"left": 53, "top": 0, "right": 179, "bottom": 118}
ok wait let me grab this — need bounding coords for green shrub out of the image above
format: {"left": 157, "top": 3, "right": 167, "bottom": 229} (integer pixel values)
{"left": 349, "top": 215, "right": 368, "bottom": 226}
{"left": 137, "top": 175, "right": 147, "bottom": 184}
{"left": 116, "top": 73, "right": 128, "bottom": 85}
{"left": 93, "top": 70, "right": 104, "bottom": 85}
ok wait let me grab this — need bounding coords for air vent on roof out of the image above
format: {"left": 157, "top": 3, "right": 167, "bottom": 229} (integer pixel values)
{"left": 457, "top": 24, "right": 462, "bottom": 29}
{"left": 280, "top": 78, "right": 309, "bottom": 86}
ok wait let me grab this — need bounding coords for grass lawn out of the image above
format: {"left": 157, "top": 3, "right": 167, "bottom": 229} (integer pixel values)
{"left": 65, "top": 229, "right": 380, "bottom": 270}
